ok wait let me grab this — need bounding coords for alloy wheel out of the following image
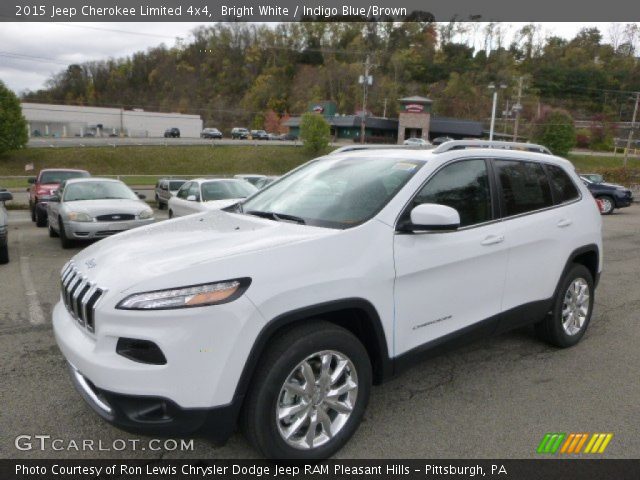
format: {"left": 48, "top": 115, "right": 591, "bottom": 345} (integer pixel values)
{"left": 561, "top": 278, "right": 590, "bottom": 336}
{"left": 276, "top": 350, "right": 358, "bottom": 450}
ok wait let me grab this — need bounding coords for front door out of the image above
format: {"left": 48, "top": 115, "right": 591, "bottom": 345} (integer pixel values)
{"left": 393, "top": 158, "right": 509, "bottom": 356}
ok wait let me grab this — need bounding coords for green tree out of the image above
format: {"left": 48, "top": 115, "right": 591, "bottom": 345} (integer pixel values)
{"left": 299, "top": 112, "right": 330, "bottom": 154}
{"left": 532, "top": 109, "right": 576, "bottom": 157}
{"left": 0, "top": 81, "right": 28, "bottom": 156}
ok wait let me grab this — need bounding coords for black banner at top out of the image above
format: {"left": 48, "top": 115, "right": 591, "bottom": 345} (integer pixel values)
{"left": 2, "top": 0, "right": 640, "bottom": 22}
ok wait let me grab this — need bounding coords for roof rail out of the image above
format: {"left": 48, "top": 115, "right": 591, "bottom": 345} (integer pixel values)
{"left": 432, "top": 140, "right": 551, "bottom": 155}
{"left": 330, "top": 144, "right": 433, "bottom": 155}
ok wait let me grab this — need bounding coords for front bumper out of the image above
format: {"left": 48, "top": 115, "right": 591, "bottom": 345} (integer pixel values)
{"left": 615, "top": 195, "right": 633, "bottom": 208}
{"left": 64, "top": 218, "right": 154, "bottom": 239}
{"left": 67, "top": 363, "right": 238, "bottom": 440}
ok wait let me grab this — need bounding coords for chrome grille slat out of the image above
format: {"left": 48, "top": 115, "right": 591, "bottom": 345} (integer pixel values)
{"left": 60, "top": 263, "right": 105, "bottom": 334}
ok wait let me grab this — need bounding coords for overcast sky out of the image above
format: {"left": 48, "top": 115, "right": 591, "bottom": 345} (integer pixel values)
{"left": 0, "top": 22, "right": 614, "bottom": 95}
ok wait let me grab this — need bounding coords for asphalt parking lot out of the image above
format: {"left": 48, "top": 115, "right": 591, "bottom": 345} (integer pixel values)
{"left": 1, "top": 206, "right": 639, "bottom": 459}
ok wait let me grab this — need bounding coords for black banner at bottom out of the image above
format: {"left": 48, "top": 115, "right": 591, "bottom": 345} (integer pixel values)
{"left": 3, "top": 459, "right": 640, "bottom": 480}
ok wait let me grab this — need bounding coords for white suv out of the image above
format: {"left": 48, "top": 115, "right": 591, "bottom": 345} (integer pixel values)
{"left": 53, "top": 141, "right": 602, "bottom": 459}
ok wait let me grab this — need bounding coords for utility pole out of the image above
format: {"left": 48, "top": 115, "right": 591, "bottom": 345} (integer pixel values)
{"left": 359, "top": 55, "right": 371, "bottom": 144}
{"left": 513, "top": 76, "right": 524, "bottom": 142}
{"left": 623, "top": 92, "right": 639, "bottom": 168}
{"left": 382, "top": 98, "right": 387, "bottom": 119}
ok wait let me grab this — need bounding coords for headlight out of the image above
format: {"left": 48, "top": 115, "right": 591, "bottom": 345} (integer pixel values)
{"left": 67, "top": 212, "right": 92, "bottom": 222}
{"left": 116, "top": 278, "right": 251, "bottom": 310}
{"left": 138, "top": 209, "right": 154, "bottom": 220}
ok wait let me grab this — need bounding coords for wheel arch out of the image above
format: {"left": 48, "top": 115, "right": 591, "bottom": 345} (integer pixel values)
{"left": 558, "top": 244, "right": 600, "bottom": 294}
{"left": 232, "top": 298, "right": 392, "bottom": 409}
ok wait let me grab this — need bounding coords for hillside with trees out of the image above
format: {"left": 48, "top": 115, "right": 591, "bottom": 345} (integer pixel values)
{"left": 21, "top": 22, "right": 640, "bottom": 137}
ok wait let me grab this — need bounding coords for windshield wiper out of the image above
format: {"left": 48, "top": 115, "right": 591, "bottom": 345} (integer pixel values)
{"left": 246, "top": 210, "right": 306, "bottom": 224}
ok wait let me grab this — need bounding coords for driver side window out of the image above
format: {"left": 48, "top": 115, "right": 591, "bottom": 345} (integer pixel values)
{"left": 177, "top": 182, "right": 191, "bottom": 199}
{"left": 188, "top": 183, "right": 201, "bottom": 202}
{"left": 410, "top": 159, "right": 492, "bottom": 228}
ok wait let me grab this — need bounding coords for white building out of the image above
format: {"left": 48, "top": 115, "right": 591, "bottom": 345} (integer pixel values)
{"left": 21, "top": 103, "right": 203, "bottom": 138}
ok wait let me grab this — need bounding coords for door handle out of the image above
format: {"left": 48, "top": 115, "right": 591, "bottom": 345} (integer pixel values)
{"left": 481, "top": 234, "right": 504, "bottom": 246}
{"left": 557, "top": 219, "right": 573, "bottom": 228}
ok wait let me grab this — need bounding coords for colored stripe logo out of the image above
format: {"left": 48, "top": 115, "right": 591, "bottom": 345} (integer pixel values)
{"left": 537, "top": 433, "right": 613, "bottom": 454}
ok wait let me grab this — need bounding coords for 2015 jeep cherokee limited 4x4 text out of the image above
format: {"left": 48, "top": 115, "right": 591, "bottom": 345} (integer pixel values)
{"left": 53, "top": 141, "right": 602, "bottom": 459}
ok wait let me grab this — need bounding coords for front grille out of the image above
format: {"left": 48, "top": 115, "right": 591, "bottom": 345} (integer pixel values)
{"left": 96, "top": 214, "right": 135, "bottom": 222}
{"left": 95, "top": 230, "right": 122, "bottom": 237}
{"left": 60, "top": 262, "right": 105, "bottom": 332}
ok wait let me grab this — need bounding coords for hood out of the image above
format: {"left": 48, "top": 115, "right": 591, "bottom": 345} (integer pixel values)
{"left": 202, "top": 199, "right": 241, "bottom": 210}
{"left": 63, "top": 199, "right": 149, "bottom": 216}
{"left": 70, "top": 210, "right": 333, "bottom": 291}
{"left": 600, "top": 182, "right": 626, "bottom": 190}
{"left": 36, "top": 183, "right": 60, "bottom": 195}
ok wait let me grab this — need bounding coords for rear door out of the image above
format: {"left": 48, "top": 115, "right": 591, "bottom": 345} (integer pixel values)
{"left": 393, "top": 158, "right": 509, "bottom": 355}
{"left": 494, "top": 159, "right": 570, "bottom": 319}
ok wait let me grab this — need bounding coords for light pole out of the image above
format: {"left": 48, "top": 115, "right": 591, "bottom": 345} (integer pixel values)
{"left": 488, "top": 83, "right": 506, "bottom": 141}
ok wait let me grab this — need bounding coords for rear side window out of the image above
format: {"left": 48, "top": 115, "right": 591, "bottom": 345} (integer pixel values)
{"left": 412, "top": 159, "right": 492, "bottom": 228}
{"left": 495, "top": 160, "right": 553, "bottom": 216}
{"left": 546, "top": 164, "right": 580, "bottom": 204}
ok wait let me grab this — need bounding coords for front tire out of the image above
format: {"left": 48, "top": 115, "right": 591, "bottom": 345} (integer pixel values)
{"left": 597, "top": 195, "right": 615, "bottom": 215}
{"left": 0, "top": 243, "right": 8, "bottom": 264}
{"left": 59, "top": 219, "right": 73, "bottom": 249}
{"left": 241, "top": 322, "right": 371, "bottom": 460}
{"left": 535, "top": 264, "right": 594, "bottom": 348}
{"left": 48, "top": 223, "right": 58, "bottom": 238}
{"left": 30, "top": 204, "right": 36, "bottom": 222}
{"left": 35, "top": 207, "right": 47, "bottom": 227}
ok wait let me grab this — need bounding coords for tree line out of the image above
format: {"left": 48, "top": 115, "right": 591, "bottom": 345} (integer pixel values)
{"left": 20, "top": 22, "right": 640, "bottom": 136}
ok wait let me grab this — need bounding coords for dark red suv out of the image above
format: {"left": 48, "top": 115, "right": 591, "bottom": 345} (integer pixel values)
{"left": 28, "top": 169, "right": 90, "bottom": 226}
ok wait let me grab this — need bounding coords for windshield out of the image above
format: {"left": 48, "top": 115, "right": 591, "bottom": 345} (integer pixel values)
{"left": 240, "top": 156, "right": 424, "bottom": 229}
{"left": 169, "top": 180, "right": 186, "bottom": 191}
{"left": 584, "top": 174, "right": 604, "bottom": 184}
{"left": 201, "top": 180, "right": 257, "bottom": 201}
{"left": 40, "top": 171, "right": 89, "bottom": 184}
{"left": 63, "top": 181, "right": 138, "bottom": 201}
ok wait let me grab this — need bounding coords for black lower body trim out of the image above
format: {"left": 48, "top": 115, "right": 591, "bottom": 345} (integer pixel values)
{"left": 393, "top": 299, "right": 552, "bottom": 375}
{"left": 67, "top": 364, "right": 239, "bottom": 443}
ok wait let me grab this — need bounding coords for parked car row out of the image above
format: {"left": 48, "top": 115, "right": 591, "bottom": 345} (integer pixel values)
{"left": 161, "top": 126, "right": 297, "bottom": 140}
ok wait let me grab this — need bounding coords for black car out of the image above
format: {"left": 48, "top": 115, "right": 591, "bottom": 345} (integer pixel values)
{"left": 250, "top": 130, "right": 269, "bottom": 140}
{"left": 201, "top": 128, "right": 223, "bottom": 139}
{"left": 580, "top": 174, "right": 633, "bottom": 214}
{"left": 164, "top": 127, "right": 180, "bottom": 138}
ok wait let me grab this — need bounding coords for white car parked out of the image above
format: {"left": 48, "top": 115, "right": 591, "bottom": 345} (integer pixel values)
{"left": 167, "top": 178, "right": 257, "bottom": 218}
{"left": 53, "top": 141, "right": 602, "bottom": 459}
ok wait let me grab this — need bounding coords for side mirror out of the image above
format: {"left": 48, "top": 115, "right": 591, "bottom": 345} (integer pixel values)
{"left": 0, "top": 191, "right": 13, "bottom": 202}
{"left": 186, "top": 195, "right": 197, "bottom": 202}
{"left": 136, "top": 192, "right": 146, "bottom": 200}
{"left": 28, "top": 177, "right": 36, "bottom": 184}
{"left": 404, "top": 204, "right": 460, "bottom": 232}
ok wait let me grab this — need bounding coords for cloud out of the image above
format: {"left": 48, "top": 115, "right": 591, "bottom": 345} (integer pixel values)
{"left": 0, "top": 22, "right": 204, "bottom": 93}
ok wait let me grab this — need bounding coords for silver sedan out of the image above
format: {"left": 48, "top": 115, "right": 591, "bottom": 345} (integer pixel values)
{"left": 47, "top": 178, "right": 155, "bottom": 248}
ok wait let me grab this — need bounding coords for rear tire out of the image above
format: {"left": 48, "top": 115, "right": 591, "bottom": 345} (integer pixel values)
{"left": 241, "top": 321, "right": 372, "bottom": 460}
{"left": 535, "top": 264, "right": 594, "bottom": 348}
{"left": 0, "top": 243, "right": 8, "bottom": 264}
{"left": 597, "top": 195, "right": 615, "bottom": 215}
